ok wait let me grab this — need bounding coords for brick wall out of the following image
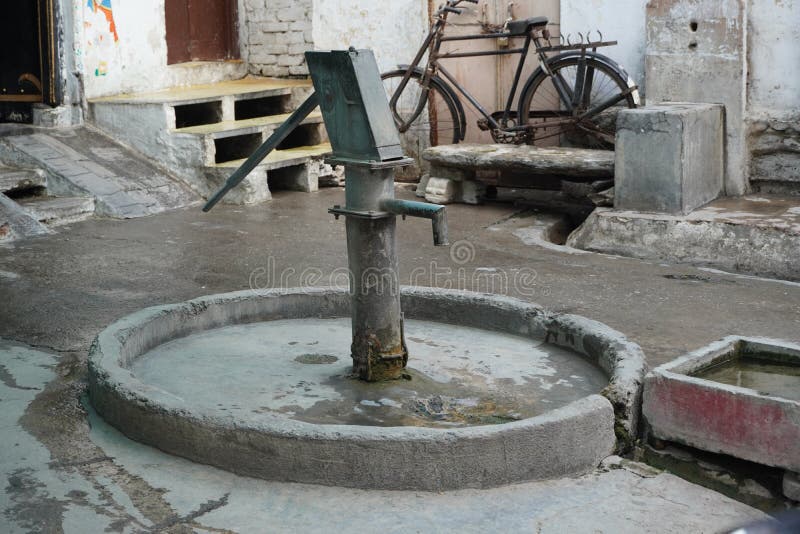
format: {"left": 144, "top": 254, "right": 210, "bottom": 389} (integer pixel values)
{"left": 244, "top": 0, "right": 313, "bottom": 77}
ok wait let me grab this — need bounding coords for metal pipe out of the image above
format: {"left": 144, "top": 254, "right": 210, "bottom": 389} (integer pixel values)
{"left": 345, "top": 166, "right": 407, "bottom": 382}
{"left": 380, "top": 198, "right": 449, "bottom": 246}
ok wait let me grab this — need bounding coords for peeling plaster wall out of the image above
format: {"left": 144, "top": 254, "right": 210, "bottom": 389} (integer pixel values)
{"left": 312, "top": 0, "right": 429, "bottom": 74}
{"left": 746, "top": 0, "right": 800, "bottom": 193}
{"left": 747, "top": 0, "right": 800, "bottom": 118}
{"left": 645, "top": 0, "right": 749, "bottom": 196}
{"left": 560, "top": 0, "right": 648, "bottom": 98}
{"left": 77, "top": 0, "right": 247, "bottom": 99}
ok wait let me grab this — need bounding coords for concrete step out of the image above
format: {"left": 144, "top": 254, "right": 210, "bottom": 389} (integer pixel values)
{"left": 173, "top": 111, "right": 324, "bottom": 139}
{"left": 90, "top": 77, "right": 312, "bottom": 106}
{"left": 0, "top": 193, "right": 51, "bottom": 241}
{"left": 211, "top": 143, "right": 332, "bottom": 171}
{"left": 204, "top": 144, "right": 338, "bottom": 204}
{"left": 87, "top": 76, "right": 328, "bottom": 204}
{"left": 0, "top": 165, "right": 46, "bottom": 194}
{"left": 16, "top": 195, "right": 95, "bottom": 227}
{"left": 3, "top": 127, "right": 199, "bottom": 218}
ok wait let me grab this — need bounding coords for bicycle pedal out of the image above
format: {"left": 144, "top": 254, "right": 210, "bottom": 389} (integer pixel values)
{"left": 476, "top": 118, "right": 490, "bottom": 131}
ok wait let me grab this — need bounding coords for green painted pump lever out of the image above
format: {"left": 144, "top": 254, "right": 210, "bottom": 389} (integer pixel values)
{"left": 202, "top": 92, "right": 320, "bottom": 212}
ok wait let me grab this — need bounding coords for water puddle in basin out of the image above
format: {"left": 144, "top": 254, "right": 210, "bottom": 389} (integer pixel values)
{"left": 133, "top": 318, "right": 608, "bottom": 428}
{"left": 693, "top": 355, "right": 800, "bottom": 401}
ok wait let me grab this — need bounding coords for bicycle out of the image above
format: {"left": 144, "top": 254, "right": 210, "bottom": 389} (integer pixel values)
{"left": 382, "top": 0, "right": 640, "bottom": 155}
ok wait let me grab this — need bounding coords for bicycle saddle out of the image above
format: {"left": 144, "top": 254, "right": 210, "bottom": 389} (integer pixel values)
{"left": 506, "top": 16, "right": 548, "bottom": 36}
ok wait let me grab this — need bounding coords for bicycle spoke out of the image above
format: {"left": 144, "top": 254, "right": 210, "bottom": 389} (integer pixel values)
{"left": 521, "top": 58, "right": 635, "bottom": 148}
{"left": 381, "top": 70, "right": 461, "bottom": 153}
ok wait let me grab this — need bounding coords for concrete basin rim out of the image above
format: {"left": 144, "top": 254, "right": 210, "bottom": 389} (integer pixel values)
{"left": 88, "top": 286, "right": 644, "bottom": 441}
{"left": 647, "top": 335, "right": 800, "bottom": 406}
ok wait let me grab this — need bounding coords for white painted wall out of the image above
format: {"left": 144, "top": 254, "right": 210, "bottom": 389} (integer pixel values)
{"left": 311, "top": 0, "right": 429, "bottom": 74}
{"left": 77, "top": 0, "right": 247, "bottom": 99}
{"left": 560, "top": 0, "right": 648, "bottom": 97}
{"left": 747, "top": 0, "right": 800, "bottom": 119}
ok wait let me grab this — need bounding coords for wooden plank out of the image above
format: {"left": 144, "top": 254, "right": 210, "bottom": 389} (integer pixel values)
{"left": 0, "top": 95, "right": 43, "bottom": 102}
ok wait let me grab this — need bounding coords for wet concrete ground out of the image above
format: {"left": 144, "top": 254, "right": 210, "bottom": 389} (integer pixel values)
{"left": 1, "top": 186, "right": 798, "bottom": 531}
{"left": 2, "top": 187, "right": 798, "bottom": 365}
{"left": 134, "top": 318, "right": 606, "bottom": 427}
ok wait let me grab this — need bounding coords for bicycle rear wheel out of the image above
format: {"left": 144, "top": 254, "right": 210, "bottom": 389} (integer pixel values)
{"left": 382, "top": 69, "right": 462, "bottom": 157}
{"left": 518, "top": 55, "right": 637, "bottom": 148}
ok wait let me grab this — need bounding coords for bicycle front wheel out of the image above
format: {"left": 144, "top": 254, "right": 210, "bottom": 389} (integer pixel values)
{"left": 518, "top": 55, "right": 637, "bottom": 148}
{"left": 381, "top": 69, "right": 462, "bottom": 154}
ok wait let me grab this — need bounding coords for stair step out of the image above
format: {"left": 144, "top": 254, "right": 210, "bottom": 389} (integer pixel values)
{"left": 212, "top": 143, "right": 332, "bottom": 171}
{"left": 0, "top": 193, "right": 51, "bottom": 241}
{"left": 16, "top": 196, "right": 95, "bottom": 226}
{"left": 0, "top": 166, "right": 46, "bottom": 194}
{"left": 174, "top": 111, "right": 324, "bottom": 138}
{"left": 6, "top": 129, "right": 198, "bottom": 218}
{"left": 90, "top": 77, "right": 312, "bottom": 106}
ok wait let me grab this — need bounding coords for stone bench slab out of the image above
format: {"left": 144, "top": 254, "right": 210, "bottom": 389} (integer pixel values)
{"left": 422, "top": 144, "right": 615, "bottom": 179}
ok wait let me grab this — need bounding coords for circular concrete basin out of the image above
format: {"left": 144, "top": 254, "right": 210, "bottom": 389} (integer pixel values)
{"left": 88, "top": 287, "right": 645, "bottom": 491}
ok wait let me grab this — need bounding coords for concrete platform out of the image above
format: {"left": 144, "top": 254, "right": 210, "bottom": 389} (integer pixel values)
{"left": 568, "top": 195, "right": 800, "bottom": 280}
{"left": 88, "top": 287, "right": 647, "bottom": 490}
{"left": 1, "top": 188, "right": 799, "bottom": 529}
{"left": 1, "top": 337, "right": 768, "bottom": 532}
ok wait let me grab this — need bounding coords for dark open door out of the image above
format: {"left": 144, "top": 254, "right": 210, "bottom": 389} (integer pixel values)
{"left": 165, "top": 0, "right": 239, "bottom": 65}
{"left": 1, "top": 0, "right": 60, "bottom": 121}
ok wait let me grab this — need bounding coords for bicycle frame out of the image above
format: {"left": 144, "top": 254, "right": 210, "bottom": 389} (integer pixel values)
{"left": 389, "top": 1, "right": 632, "bottom": 139}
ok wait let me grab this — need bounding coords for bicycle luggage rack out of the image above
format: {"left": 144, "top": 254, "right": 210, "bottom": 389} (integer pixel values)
{"left": 536, "top": 40, "right": 618, "bottom": 54}
{"left": 537, "top": 32, "right": 618, "bottom": 54}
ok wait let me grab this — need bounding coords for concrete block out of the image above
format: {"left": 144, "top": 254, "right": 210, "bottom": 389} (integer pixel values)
{"left": 425, "top": 177, "right": 461, "bottom": 204}
{"left": 428, "top": 163, "right": 475, "bottom": 182}
{"left": 267, "top": 163, "right": 318, "bottom": 193}
{"left": 784, "top": 472, "right": 800, "bottom": 502}
{"left": 32, "top": 104, "right": 82, "bottom": 127}
{"left": 460, "top": 180, "right": 486, "bottom": 205}
{"left": 615, "top": 103, "right": 724, "bottom": 215}
{"left": 415, "top": 173, "right": 430, "bottom": 198}
{"left": 311, "top": 160, "right": 344, "bottom": 187}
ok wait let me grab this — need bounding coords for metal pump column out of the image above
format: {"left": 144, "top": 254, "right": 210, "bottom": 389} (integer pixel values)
{"left": 306, "top": 49, "right": 448, "bottom": 381}
{"left": 203, "top": 48, "right": 448, "bottom": 382}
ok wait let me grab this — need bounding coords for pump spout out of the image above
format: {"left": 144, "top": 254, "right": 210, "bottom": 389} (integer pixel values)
{"left": 380, "top": 198, "right": 449, "bottom": 246}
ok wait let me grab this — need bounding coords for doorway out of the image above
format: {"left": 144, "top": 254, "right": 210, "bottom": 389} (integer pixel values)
{"left": 1, "top": 0, "right": 59, "bottom": 122}
{"left": 165, "top": 0, "right": 239, "bottom": 65}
